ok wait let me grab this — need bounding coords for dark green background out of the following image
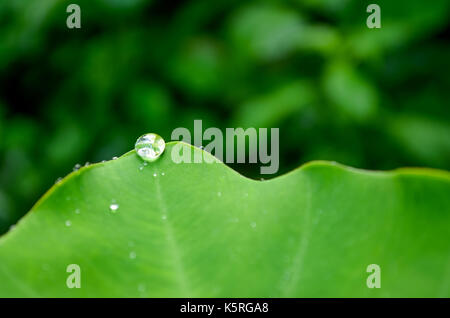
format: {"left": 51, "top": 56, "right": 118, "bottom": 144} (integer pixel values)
{"left": 0, "top": 0, "right": 449, "bottom": 234}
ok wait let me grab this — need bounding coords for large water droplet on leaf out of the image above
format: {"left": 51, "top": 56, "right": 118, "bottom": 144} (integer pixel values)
{"left": 135, "top": 133, "right": 165, "bottom": 162}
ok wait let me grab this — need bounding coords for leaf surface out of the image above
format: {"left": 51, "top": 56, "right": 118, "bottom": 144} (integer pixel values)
{"left": 0, "top": 142, "right": 449, "bottom": 297}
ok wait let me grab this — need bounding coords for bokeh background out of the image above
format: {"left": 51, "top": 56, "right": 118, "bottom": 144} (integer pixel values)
{"left": 0, "top": 0, "right": 449, "bottom": 234}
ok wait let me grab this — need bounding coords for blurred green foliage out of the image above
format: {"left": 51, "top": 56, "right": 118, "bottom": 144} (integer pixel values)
{"left": 0, "top": 0, "right": 449, "bottom": 233}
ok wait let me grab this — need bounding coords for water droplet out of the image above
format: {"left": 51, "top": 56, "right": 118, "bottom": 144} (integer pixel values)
{"left": 162, "top": 215, "right": 167, "bottom": 220}
{"left": 109, "top": 203, "right": 119, "bottom": 213}
{"left": 55, "top": 177, "right": 63, "bottom": 184}
{"left": 73, "top": 163, "right": 81, "bottom": 171}
{"left": 153, "top": 173, "right": 157, "bottom": 177}
{"left": 75, "top": 209, "right": 80, "bottom": 214}
{"left": 250, "top": 222, "right": 257, "bottom": 228}
{"left": 135, "top": 133, "right": 165, "bottom": 162}
{"left": 143, "top": 162, "right": 148, "bottom": 166}
{"left": 84, "top": 162, "right": 90, "bottom": 167}
{"left": 112, "top": 156, "right": 118, "bottom": 160}
{"left": 9, "top": 225, "right": 16, "bottom": 231}
{"left": 101, "top": 160, "right": 107, "bottom": 163}
{"left": 161, "top": 172, "right": 165, "bottom": 176}
{"left": 65, "top": 220, "right": 72, "bottom": 227}
{"left": 129, "top": 251, "right": 137, "bottom": 259}
{"left": 138, "top": 283, "right": 146, "bottom": 293}
{"left": 260, "top": 177, "right": 265, "bottom": 181}
{"left": 139, "top": 166, "right": 144, "bottom": 171}
{"left": 217, "top": 192, "right": 222, "bottom": 197}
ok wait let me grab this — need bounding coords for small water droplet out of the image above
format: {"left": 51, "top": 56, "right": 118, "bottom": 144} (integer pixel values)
{"left": 139, "top": 166, "right": 144, "bottom": 171}
{"left": 55, "top": 177, "right": 63, "bottom": 184}
{"left": 138, "top": 283, "right": 146, "bottom": 293}
{"left": 162, "top": 215, "right": 167, "bottom": 220}
{"left": 73, "top": 163, "right": 81, "bottom": 171}
{"left": 250, "top": 222, "right": 257, "bottom": 228}
{"left": 109, "top": 203, "right": 119, "bottom": 212}
{"left": 101, "top": 160, "right": 107, "bottom": 163}
{"left": 161, "top": 172, "right": 165, "bottom": 176}
{"left": 84, "top": 162, "right": 90, "bottom": 167}
{"left": 135, "top": 133, "right": 165, "bottom": 162}
{"left": 65, "top": 220, "right": 72, "bottom": 227}
{"left": 75, "top": 209, "right": 80, "bottom": 214}
{"left": 129, "top": 251, "right": 137, "bottom": 259}
{"left": 143, "top": 162, "right": 148, "bottom": 166}
{"left": 9, "top": 224, "right": 16, "bottom": 231}
{"left": 112, "top": 156, "right": 118, "bottom": 160}
{"left": 153, "top": 173, "right": 157, "bottom": 177}
{"left": 217, "top": 192, "right": 222, "bottom": 197}
{"left": 260, "top": 177, "right": 265, "bottom": 181}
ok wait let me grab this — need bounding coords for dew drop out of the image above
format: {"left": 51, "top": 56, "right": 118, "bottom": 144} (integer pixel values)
{"left": 109, "top": 203, "right": 119, "bottom": 213}
{"left": 135, "top": 133, "right": 165, "bottom": 162}
{"left": 129, "top": 251, "right": 137, "bottom": 259}
{"left": 84, "top": 162, "right": 90, "bottom": 167}
{"left": 161, "top": 172, "right": 165, "bottom": 176}
{"left": 217, "top": 192, "right": 222, "bottom": 197}
{"left": 73, "top": 163, "right": 81, "bottom": 171}
{"left": 138, "top": 283, "right": 146, "bottom": 293}
{"left": 162, "top": 215, "right": 167, "bottom": 220}
{"left": 153, "top": 173, "right": 157, "bottom": 177}
{"left": 250, "top": 222, "right": 257, "bottom": 228}
{"left": 65, "top": 220, "right": 72, "bottom": 227}
{"left": 143, "top": 162, "right": 148, "bottom": 166}
{"left": 55, "top": 177, "right": 63, "bottom": 184}
{"left": 139, "top": 166, "right": 144, "bottom": 171}
{"left": 112, "top": 156, "right": 118, "bottom": 160}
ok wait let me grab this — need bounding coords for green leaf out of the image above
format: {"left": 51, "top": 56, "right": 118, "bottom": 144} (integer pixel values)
{"left": 323, "top": 60, "right": 378, "bottom": 122}
{"left": 234, "top": 80, "right": 316, "bottom": 128}
{"left": 0, "top": 142, "right": 449, "bottom": 297}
